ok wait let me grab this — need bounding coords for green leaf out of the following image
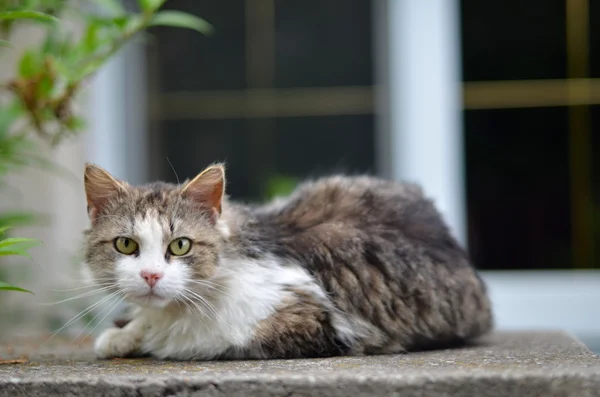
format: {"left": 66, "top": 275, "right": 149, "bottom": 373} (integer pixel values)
{"left": 0, "top": 212, "right": 40, "bottom": 228}
{"left": 36, "top": 73, "right": 54, "bottom": 98}
{"left": 138, "top": 0, "right": 166, "bottom": 12}
{"left": 20, "top": 0, "right": 40, "bottom": 8}
{"left": 65, "top": 116, "right": 85, "bottom": 131}
{"left": 0, "top": 281, "right": 33, "bottom": 294}
{"left": 51, "top": 57, "right": 71, "bottom": 81}
{"left": 0, "top": 101, "right": 24, "bottom": 137}
{"left": 0, "top": 39, "right": 10, "bottom": 47}
{"left": 87, "top": 15, "right": 127, "bottom": 28}
{"left": 123, "top": 14, "right": 144, "bottom": 33}
{"left": 0, "top": 244, "right": 38, "bottom": 257}
{"left": 41, "top": 26, "right": 66, "bottom": 56}
{"left": 96, "top": 0, "right": 126, "bottom": 15}
{"left": 112, "top": 15, "right": 130, "bottom": 30}
{"left": 0, "top": 11, "right": 58, "bottom": 23}
{"left": 80, "top": 22, "right": 101, "bottom": 56}
{"left": 41, "top": 33, "right": 58, "bottom": 54}
{"left": 0, "top": 237, "right": 39, "bottom": 249}
{"left": 18, "top": 50, "right": 39, "bottom": 78}
{"left": 0, "top": 232, "right": 40, "bottom": 258}
{"left": 0, "top": 250, "right": 24, "bottom": 256}
{"left": 149, "top": 11, "right": 213, "bottom": 35}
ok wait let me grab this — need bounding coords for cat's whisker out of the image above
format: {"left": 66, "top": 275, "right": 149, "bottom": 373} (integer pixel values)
{"left": 178, "top": 299, "right": 201, "bottom": 334}
{"left": 184, "top": 288, "right": 221, "bottom": 323}
{"left": 49, "top": 282, "right": 115, "bottom": 292}
{"left": 75, "top": 276, "right": 116, "bottom": 281}
{"left": 184, "top": 288, "right": 216, "bottom": 309}
{"left": 185, "top": 278, "right": 227, "bottom": 290}
{"left": 71, "top": 293, "right": 120, "bottom": 344}
{"left": 185, "top": 279, "right": 230, "bottom": 297}
{"left": 41, "top": 285, "right": 117, "bottom": 305}
{"left": 182, "top": 290, "right": 221, "bottom": 323}
{"left": 50, "top": 276, "right": 116, "bottom": 285}
{"left": 166, "top": 157, "right": 180, "bottom": 185}
{"left": 43, "top": 291, "right": 121, "bottom": 345}
{"left": 57, "top": 275, "right": 116, "bottom": 281}
{"left": 75, "top": 294, "right": 126, "bottom": 347}
{"left": 176, "top": 295, "right": 205, "bottom": 324}
{"left": 172, "top": 296, "right": 185, "bottom": 310}
{"left": 181, "top": 291, "right": 209, "bottom": 315}
{"left": 180, "top": 294, "right": 216, "bottom": 323}
{"left": 174, "top": 295, "right": 189, "bottom": 312}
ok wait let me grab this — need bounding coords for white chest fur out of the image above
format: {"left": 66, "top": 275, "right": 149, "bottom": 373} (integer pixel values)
{"left": 137, "top": 255, "right": 321, "bottom": 360}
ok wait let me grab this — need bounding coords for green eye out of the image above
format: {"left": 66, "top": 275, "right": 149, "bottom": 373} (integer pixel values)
{"left": 169, "top": 238, "right": 191, "bottom": 256}
{"left": 114, "top": 237, "right": 138, "bottom": 255}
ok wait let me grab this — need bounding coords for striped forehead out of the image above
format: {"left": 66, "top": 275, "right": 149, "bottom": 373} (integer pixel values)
{"left": 133, "top": 210, "right": 170, "bottom": 247}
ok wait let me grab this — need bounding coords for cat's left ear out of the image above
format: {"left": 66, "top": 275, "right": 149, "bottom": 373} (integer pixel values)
{"left": 182, "top": 164, "right": 225, "bottom": 223}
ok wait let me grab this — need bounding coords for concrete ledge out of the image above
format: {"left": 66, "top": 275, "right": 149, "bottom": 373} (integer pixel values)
{"left": 1, "top": 331, "right": 599, "bottom": 396}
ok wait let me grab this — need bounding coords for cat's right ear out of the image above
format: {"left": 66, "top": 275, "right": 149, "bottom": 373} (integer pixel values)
{"left": 84, "top": 163, "right": 126, "bottom": 224}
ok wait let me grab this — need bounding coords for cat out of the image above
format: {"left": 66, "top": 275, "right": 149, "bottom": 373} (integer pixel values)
{"left": 82, "top": 163, "right": 493, "bottom": 360}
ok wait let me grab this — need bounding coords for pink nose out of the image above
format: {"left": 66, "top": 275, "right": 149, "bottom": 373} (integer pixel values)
{"left": 140, "top": 270, "right": 163, "bottom": 288}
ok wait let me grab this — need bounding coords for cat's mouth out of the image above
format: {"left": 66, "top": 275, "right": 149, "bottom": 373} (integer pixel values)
{"left": 127, "top": 290, "right": 172, "bottom": 308}
{"left": 141, "top": 291, "right": 163, "bottom": 299}
{"left": 130, "top": 290, "right": 169, "bottom": 305}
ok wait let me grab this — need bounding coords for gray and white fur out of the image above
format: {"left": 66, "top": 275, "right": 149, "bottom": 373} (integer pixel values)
{"left": 82, "top": 163, "right": 493, "bottom": 360}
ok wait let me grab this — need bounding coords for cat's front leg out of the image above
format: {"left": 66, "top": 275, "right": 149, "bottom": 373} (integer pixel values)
{"left": 94, "top": 317, "right": 146, "bottom": 359}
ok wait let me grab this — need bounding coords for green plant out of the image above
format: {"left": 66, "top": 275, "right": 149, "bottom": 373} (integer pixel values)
{"left": 1, "top": 0, "right": 212, "bottom": 146}
{"left": 0, "top": 0, "right": 212, "bottom": 293}
{"left": 0, "top": 227, "right": 39, "bottom": 292}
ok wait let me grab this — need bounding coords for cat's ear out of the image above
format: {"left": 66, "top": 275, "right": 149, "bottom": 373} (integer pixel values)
{"left": 182, "top": 164, "right": 225, "bottom": 222}
{"left": 84, "top": 163, "right": 126, "bottom": 224}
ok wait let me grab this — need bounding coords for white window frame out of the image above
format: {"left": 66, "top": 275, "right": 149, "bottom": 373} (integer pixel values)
{"left": 87, "top": 42, "right": 148, "bottom": 185}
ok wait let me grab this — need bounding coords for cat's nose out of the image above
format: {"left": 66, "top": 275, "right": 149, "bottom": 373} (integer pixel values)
{"left": 140, "top": 270, "right": 163, "bottom": 288}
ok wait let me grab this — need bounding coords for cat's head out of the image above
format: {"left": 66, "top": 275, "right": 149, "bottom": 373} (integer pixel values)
{"left": 82, "top": 163, "right": 228, "bottom": 308}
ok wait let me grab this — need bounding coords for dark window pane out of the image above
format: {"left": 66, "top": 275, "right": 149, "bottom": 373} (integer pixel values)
{"left": 275, "top": 0, "right": 373, "bottom": 88}
{"left": 589, "top": 2, "right": 600, "bottom": 78}
{"left": 464, "top": 107, "right": 570, "bottom": 270}
{"left": 158, "top": 119, "right": 251, "bottom": 199}
{"left": 274, "top": 116, "right": 375, "bottom": 176}
{"left": 589, "top": 106, "right": 600, "bottom": 255}
{"left": 152, "top": 0, "right": 246, "bottom": 91}
{"left": 157, "top": 116, "right": 375, "bottom": 201}
{"left": 461, "top": 0, "right": 566, "bottom": 81}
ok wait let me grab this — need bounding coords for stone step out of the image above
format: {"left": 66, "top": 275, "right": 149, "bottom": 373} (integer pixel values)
{"left": 0, "top": 331, "right": 599, "bottom": 397}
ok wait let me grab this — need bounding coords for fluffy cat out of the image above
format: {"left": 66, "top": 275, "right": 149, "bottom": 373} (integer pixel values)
{"left": 82, "top": 163, "right": 493, "bottom": 360}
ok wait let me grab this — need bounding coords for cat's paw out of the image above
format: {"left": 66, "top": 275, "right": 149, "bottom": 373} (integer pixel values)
{"left": 94, "top": 328, "right": 139, "bottom": 359}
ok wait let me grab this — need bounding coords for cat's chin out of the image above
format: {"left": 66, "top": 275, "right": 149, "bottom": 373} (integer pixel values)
{"left": 128, "top": 293, "right": 172, "bottom": 309}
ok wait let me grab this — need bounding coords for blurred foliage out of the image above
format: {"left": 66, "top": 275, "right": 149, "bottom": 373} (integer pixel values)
{"left": 0, "top": 0, "right": 212, "bottom": 293}
{"left": 0, "top": 227, "right": 39, "bottom": 292}
{"left": 264, "top": 175, "right": 298, "bottom": 200}
{"left": 1, "top": 0, "right": 212, "bottom": 146}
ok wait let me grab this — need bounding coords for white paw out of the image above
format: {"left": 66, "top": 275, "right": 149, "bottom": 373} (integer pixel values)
{"left": 94, "top": 328, "right": 139, "bottom": 359}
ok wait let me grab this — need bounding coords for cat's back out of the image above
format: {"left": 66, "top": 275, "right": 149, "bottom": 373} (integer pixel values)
{"left": 256, "top": 174, "right": 458, "bottom": 260}
{"left": 260, "top": 174, "right": 426, "bottom": 229}
{"left": 247, "top": 174, "right": 493, "bottom": 353}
